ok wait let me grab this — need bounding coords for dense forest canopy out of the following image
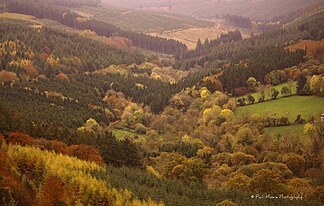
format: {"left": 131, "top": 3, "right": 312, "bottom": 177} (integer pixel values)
{"left": 0, "top": 20, "right": 146, "bottom": 74}
{"left": 4, "top": 0, "right": 188, "bottom": 55}
{"left": 0, "top": 1, "right": 323, "bottom": 206}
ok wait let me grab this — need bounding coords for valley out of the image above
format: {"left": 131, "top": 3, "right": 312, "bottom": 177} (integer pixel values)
{"left": 102, "top": 0, "right": 324, "bottom": 22}
{"left": 149, "top": 19, "right": 249, "bottom": 49}
{"left": 75, "top": 5, "right": 247, "bottom": 49}
{"left": 0, "top": 0, "right": 323, "bottom": 206}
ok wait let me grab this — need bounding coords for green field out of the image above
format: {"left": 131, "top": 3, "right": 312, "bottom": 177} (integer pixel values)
{"left": 237, "top": 82, "right": 297, "bottom": 104}
{"left": 0, "top": 12, "right": 43, "bottom": 24}
{"left": 235, "top": 95, "right": 324, "bottom": 122}
{"left": 264, "top": 124, "right": 305, "bottom": 139}
{"left": 76, "top": 6, "right": 212, "bottom": 33}
{"left": 112, "top": 129, "right": 147, "bottom": 143}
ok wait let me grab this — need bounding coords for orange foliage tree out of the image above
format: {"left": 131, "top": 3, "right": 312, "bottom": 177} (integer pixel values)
{"left": 249, "top": 169, "right": 288, "bottom": 194}
{"left": 0, "top": 149, "right": 34, "bottom": 206}
{"left": 36, "top": 176, "right": 72, "bottom": 206}
{"left": 66, "top": 144, "right": 103, "bottom": 164}
{"left": 5, "top": 131, "right": 103, "bottom": 164}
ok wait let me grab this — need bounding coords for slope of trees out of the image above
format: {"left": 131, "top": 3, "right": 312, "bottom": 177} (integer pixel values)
{"left": 0, "top": 140, "right": 163, "bottom": 206}
{"left": 0, "top": 20, "right": 146, "bottom": 75}
{"left": 6, "top": 0, "right": 188, "bottom": 55}
{"left": 219, "top": 47, "right": 305, "bottom": 93}
{"left": 298, "top": 12, "right": 324, "bottom": 40}
{"left": 173, "top": 17, "right": 324, "bottom": 93}
{"left": 224, "top": 14, "right": 252, "bottom": 29}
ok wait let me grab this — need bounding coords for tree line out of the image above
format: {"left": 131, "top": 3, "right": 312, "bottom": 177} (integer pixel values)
{"left": 6, "top": 0, "right": 188, "bottom": 55}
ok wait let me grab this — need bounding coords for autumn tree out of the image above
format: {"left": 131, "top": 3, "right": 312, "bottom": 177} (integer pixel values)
{"left": 281, "top": 85, "right": 291, "bottom": 96}
{"left": 235, "top": 127, "right": 255, "bottom": 146}
{"left": 164, "top": 154, "right": 208, "bottom": 182}
{"left": 304, "top": 122, "right": 324, "bottom": 155}
{"left": 202, "top": 105, "right": 221, "bottom": 126}
{"left": 246, "top": 77, "right": 257, "bottom": 91}
{"left": 200, "top": 88, "right": 211, "bottom": 100}
{"left": 307, "top": 185, "right": 324, "bottom": 204}
{"left": 249, "top": 169, "right": 288, "bottom": 194}
{"left": 197, "top": 146, "right": 213, "bottom": 162}
{"left": 215, "top": 199, "right": 238, "bottom": 206}
{"left": 283, "top": 153, "right": 306, "bottom": 177}
{"left": 287, "top": 178, "right": 313, "bottom": 198}
{"left": 66, "top": 144, "right": 103, "bottom": 164}
{"left": 36, "top": 176, "right": 72, "bottom": 206}
{"left": 230, "top": 152, "right": 256, "bottom": 166}
{"left": 219, "top": 109, "right": 234, "bottom": 122}
{"left": 225, "top": 173, "right": 250, "bottom": 192}
{"left": 310, "top": 75, "right": 324, "bottom": 97}
{"left": 306, "top": 168, "right": 324, "bottom": 186}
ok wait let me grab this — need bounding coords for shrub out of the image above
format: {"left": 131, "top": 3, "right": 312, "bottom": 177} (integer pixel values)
{"left": 135, "top": 123, "right": 147, "bottom": 134}
{"left": 230, "top": 152, "right": 256, "bottom": 166}
{"left": 249, "top": 169, "right": 288, "bottom": 194}
{"left": 66, "top": 144, "right": 103, "bottom": 164}
{"left": 283, "top": 153, "right": 306, "bottom": 177}
{"left": 215, "top": 199, "right": 238, "bottom": 206}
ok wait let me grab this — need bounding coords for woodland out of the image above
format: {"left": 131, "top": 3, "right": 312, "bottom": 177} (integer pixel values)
{"left": 0, "top": 0, "right": 323, "bottom": 205}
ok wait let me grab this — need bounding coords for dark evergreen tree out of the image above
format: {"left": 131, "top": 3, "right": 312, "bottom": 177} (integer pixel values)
{"left": 297, "top": 74, "right": 307, "bottom": 95}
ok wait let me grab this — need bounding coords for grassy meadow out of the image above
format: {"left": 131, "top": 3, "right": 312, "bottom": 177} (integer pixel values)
{"left": 112, "top": 129, "right": 148, "bottom": 142}
{"left": 264, "top": 124, "right": 305, "bottom": 139}
{"left": 236, "top": 82, "right": 297, "bottom": 103}
{"left": 235, "top": 95, "right": 324, "bottom": 122}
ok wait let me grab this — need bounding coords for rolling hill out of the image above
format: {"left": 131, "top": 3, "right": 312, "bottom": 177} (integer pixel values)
{"left": 75, "top": 5, "right": 212, "bottom": 33}
{"left": 102, "top": 0, "right": 324, "bottom": 22}
{"left": 1, "top": 1, "right": 324, "bottom": 206}
{"left": 75, "top": 6, "right": 245, "bottom": 49}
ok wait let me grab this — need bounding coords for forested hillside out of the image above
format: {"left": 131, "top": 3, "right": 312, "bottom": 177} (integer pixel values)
{"left": 75, "top": 5, "right": 212, "bottom": 33}
{"left": 103, "top": 0, "right": 323, "bottom": 22}
{"left": 175, "top": 11, "right": 324, "bottom": 94}
{"left": 0, "top": 1, "right": 323, "bottom": 206}
{"left": 3, "top": 0, "right": 188, "bottom": 55}
{"left": 0, "top": 20, "right": 145, "bottom": 75}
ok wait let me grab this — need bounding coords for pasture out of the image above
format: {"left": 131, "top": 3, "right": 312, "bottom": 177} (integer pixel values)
{"left": 235, "top": 95, "right": 324, "bottom": 122}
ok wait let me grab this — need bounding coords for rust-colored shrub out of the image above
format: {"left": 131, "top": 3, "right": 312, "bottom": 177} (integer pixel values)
{"left": 0, "top": 134, "right": 4, "bottom": 147}
{"left": 56, "top": 72, "right": 70, "bottom": 81}
{"left": 66, "top": 144, "right": 103, "bottom": 164}
{"left": 23, "top": 64, "right": 39, "bottom": 79}
{"left": 33, "top": 138, "right": 68, "bottom": 154}
{"left": 0, "top": 70, "right": 18, "bottom": 83}
{"left": 6, "top": 131, "right": 34, "bottom": 146}
{"left": 0, "top": 174, "right": 34, "bottom": 206}
{"left": 36, "top": 176, "right": 72, "bottom": 206}
{"left": 6, "top": 132, "right": 103, "bottom": 164}
{"left": 0, "top": 150, "right": 34, "bottom": 206}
